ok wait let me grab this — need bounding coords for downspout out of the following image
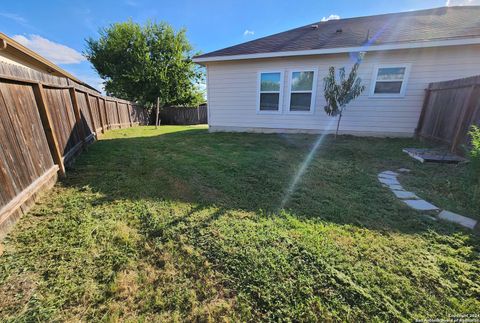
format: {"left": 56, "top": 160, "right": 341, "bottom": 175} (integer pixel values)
{"left": 206, "top": 64, "right": 211, "bottom": 128}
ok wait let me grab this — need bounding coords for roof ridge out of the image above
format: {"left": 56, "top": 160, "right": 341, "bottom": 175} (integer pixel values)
{"left": 312, "top": 6, "right": 479, "bottom": 25}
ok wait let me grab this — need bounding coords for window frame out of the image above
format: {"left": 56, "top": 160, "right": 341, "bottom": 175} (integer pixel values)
{"left": 369, "top": 64, "right": 411, "bottom": 98}
{"left": 286, "top": 68, "right": 318, "bottom": 114}
{"left": 256, "top": 70, "right": 284, "bottom": 114}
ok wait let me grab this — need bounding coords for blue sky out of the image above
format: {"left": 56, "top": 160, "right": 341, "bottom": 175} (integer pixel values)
{"left": 0, "top": 0, "right": 476, "bottom": 91}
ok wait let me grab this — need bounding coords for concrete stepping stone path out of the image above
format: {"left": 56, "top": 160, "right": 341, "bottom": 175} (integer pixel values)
{"left": 392, "top": 190, "right": 418, "bottom": 199}
{"left": 378, "top": 169, "right": 478, "bottom": 231}
{"left": 438, "top": 210, "right": 477, "bottom": 230}
{"left": 402, "top": 199, "right": 439, "bottom": 211}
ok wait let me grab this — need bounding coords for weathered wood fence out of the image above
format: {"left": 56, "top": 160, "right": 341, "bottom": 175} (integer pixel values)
{"left": 0, "top": 62, "right": 148, "bottom": 238}
{"left": 416, "top": 75, "right": 480, "bottom": 153}
{"left": 159, "top": 105, "right": 207, "bottom": 125}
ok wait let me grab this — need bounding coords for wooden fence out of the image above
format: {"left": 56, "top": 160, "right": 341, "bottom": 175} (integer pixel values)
{"left": 0, "top": 62, "right": 148, "bottom": 238}
{"left": 159, "top": 105, "right": 207, "bottom": 125}
{"left": 416, "top": 75, "right": 480, "bottom": 153}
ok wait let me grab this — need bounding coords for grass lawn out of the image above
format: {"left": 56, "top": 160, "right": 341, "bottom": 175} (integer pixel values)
{"left": 0, "top": 125, "right": 479, "bottom": 321}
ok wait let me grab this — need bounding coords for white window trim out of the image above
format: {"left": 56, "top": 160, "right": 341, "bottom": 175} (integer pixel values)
{"left": 369, "top": 64, "right": 411, "bottom": 98}
{"left": 286, "top": 68, "right": 318, "bottom": 114}
{"left": 256, "top": 71, "right": 284, "bottom": 114}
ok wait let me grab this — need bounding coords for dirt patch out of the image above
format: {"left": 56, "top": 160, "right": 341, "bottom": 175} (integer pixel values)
{"left": 114, "top": 270, "right": 139, "bottom": 301}
{"left": 0, "top": 273, "right": 38, "bottom": 317}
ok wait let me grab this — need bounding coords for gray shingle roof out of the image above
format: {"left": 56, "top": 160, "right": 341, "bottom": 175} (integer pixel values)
{"left": 194, "top": 6, "right": 480, "bottom": 60}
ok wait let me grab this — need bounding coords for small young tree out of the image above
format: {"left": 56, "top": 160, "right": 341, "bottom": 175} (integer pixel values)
{"left": 323, "top": 55, "right": 366, "bottom": 137}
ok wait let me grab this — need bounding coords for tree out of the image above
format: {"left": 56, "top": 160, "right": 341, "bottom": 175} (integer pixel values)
{"left": 323, "top": 55, "right": 366, "bottom": 138}
{"left": 85, "top": 21, "right": 204, "bottom": 108}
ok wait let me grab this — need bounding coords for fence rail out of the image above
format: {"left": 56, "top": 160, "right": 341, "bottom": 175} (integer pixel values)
{"left": 0, "top": 62, "right": 148, "bottom": 238}
{"left": 416, "top": 75, "right": 480, "bottom": 154}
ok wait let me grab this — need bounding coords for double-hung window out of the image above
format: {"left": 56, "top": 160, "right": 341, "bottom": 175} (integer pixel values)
{"left": 258, "top": 72, "right": 283, "bottom": 113}
{"left": 370, "top": 65, "right": 410, "bottom": 97}
{"left": 288, "top": 70, "right": 317, "bottom": 113}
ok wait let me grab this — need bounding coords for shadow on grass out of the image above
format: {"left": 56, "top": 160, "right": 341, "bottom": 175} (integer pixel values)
{"left": 3, "top": 126, "right": 478, "bottom": 322}
{"left": 62, "top": 127, "right": 476, "bottom": 237}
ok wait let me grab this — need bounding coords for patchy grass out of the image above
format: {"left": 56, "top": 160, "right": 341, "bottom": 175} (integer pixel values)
{"left": 401, "top": 162, "right": 479, "bottom": 220}
{"left": 0, "top": 125, "right": 479, "bottom": 321}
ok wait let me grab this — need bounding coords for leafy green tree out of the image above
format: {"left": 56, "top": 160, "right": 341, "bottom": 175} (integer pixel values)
{"left": 323, "top": 56, "right": 366, "bottom": 137}
{"left": 85, "top": 21, "right": 204, "bottom": 108}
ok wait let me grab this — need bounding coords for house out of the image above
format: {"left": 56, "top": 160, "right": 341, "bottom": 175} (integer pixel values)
{"left": 0, "top": 32, "right": 98, "bottom": 92}
{"left": 193, "top": 6, "right": 480, "bottom": 136}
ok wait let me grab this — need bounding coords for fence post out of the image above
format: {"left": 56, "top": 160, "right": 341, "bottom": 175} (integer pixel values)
{"left": 155, "top": 98, "right": 160, "bottom": 128}
{"left": 32, "top": 83, "right": 66, "bottom": 177}
{"left": 451, "top": 85, "right": 476, "bottom": 152}
{"left": 103, "top": 98, "right": 109, "bottom": 130}
{"left": 85, "top": 93, "right": 97, "bottom": 139}
{"left": 127, "top": 103, "right": 133, "bottom": 127}
{"left": 415, "top": 87, "right": 431, "bottom": 137}
{"left": 68, "top": 87, "right": 87, "bottom": 146}
{"left": 95, "top": 96, "right": 105, "bottom": 134}
{"left": 115, "top": 100, "right": 122, "bottom": 128}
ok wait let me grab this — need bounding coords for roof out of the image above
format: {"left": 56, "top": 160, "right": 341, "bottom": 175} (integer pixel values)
{"left": 194, "top": 6, "right": 480, "bottom": 63}
{"left": 0, "top": 32, "right": 100, "bottom": 93}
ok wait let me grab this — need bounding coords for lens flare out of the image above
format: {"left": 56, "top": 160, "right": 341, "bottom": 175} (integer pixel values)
{"left": 280, "top": 118, "right": 337, "bottom": 210}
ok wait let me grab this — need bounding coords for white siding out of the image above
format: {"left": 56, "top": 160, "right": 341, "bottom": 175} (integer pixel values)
{"left": 205, "top": 45, "right": 480, "bottom": 136}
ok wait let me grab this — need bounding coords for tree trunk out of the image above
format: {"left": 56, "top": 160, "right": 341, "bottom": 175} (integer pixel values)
{"left": 335, "top": 112, "right": 343, "bottom": 138}
{"left": 155, "top": 97, "right": 160, "bottom": 129}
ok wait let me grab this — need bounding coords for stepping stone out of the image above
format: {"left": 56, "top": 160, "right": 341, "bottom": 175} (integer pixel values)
{"left": 380, "top": 171, "right": 399, "bottom": 176}
{"left": 379, "top": 177, "right": 400, "bottom": 185}
{"left": 438, "top": 210, "right": 478, "bottom": 229}
{"left": 403, "top": 199, "right": 439, "bottom": 211}
{"left": 388, "top": 184, "right": 404, "bottom": 190}
{"left": 378, "top": 173, "right": 397, "bottom": 180}
{"left": 397, "top": 168, "right": 411, "bottom": 173}
{"left": 392, "top": 190, "right": 418, "bottom": 199}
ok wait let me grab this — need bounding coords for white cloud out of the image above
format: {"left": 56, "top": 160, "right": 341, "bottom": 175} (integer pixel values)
{"left": 0, "top": 12, "right": 27, "bottom": 24}
{"left": 243, "top": 29, "right": 255, "bottom": 36}
{"left": 321, "top": 14, "right": 340, "bottom": 22}
{"left": 11, "top": 34, "right": 86, "bottom": 65}
{"left": 446, "top": 0, "right": 480, "bottom": 5}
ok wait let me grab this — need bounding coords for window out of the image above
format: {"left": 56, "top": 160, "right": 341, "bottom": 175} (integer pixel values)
{"left": 288, "top": 70, "right": 317, "bottom": 112}
{"left": 370, "top": 65, "right": 410, "bottom": 97}
{"left": 258, "top": 72, "right": 283, "bottom": 113}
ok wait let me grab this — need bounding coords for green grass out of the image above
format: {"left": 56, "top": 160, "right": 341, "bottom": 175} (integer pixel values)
{"left": 0, "top": 125, "right": 479, "bottom": 321}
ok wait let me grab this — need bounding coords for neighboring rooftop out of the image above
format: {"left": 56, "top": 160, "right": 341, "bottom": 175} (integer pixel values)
{"left": 194, "top": 6, "right": 480, "bottom": 61}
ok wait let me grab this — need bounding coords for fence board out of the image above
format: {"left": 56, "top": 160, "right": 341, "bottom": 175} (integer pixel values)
{"left": 159, "top": 105, "right": 207, "bottom": 125}
{"left": 88, "top": 95, "right": 102, "bottom": 133}
{"left": 32, "top": 83, "right": 65, "bottom": 176}
{"left": 0, "top": 80, "right": 55, "bottom": 237}
{"left": 417, "top": 75, "right": 480, "bottom": 153}
{"left": 0, "top": 61, "right": 147, "bottom": 238}
{"left": 44, "top": 88, "right": 81, "bottom": 158}
{"left": 76, "top": 91, "right": 94, "bottom": 137}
